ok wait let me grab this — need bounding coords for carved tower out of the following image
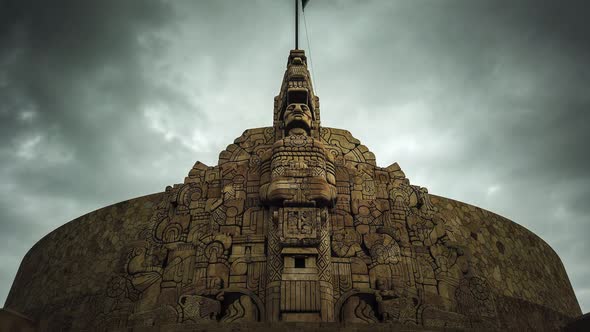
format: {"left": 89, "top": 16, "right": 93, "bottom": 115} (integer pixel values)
{"left": 261, "top": 49, "right": 336, "bottom": 322}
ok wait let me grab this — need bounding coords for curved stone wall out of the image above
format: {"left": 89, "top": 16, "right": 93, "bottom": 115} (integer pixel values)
{"left": 430, "top": 195, "right": 581, "bottom": 329}
{"left": 4, "top": 192, "right": 580, "bottom": 330}
{"left": 4, "top": 193, "right": 164, "bottom": 331}
{"left": 431, "top": 195, "right": 580, "bottom": 315}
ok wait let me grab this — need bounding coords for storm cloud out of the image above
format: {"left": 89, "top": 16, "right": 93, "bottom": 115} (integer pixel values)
{"left": 1, "top": 0, "right": 588, "bottom": 313}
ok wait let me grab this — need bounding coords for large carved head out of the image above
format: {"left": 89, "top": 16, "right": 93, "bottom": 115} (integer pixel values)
{"left": 283, "top": 103, "right": 313, "bottom": 134}
{"left": 282, "top": 87, "right": 313, "bottom": 135}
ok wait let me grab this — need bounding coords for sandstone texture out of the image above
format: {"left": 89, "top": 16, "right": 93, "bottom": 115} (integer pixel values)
{"left": 2, "top": 50, "right": 582, "bottom": 331}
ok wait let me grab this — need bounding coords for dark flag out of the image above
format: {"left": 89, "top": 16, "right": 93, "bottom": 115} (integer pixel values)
{"left": 302, "top": 0, "right": 310, "bottom": 11}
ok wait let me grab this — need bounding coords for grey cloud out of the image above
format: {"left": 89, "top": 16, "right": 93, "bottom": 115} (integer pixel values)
{"left": 0, "top": 0, "right": 588, "bottom": 314}
{"left": 0, "top": 0, "right": 187, "bottom": 304}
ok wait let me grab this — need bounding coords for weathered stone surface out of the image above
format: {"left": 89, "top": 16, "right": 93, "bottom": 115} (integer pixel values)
{"left": 2, "top": 50, "right": 582, "bottom": 331}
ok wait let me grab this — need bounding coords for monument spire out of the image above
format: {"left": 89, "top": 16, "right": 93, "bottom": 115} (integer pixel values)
{"left": 273, "top": 49, "right": 320, "bottom": 141}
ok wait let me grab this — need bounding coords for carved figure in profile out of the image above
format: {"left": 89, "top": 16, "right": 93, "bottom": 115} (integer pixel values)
{"left": 126, "top": 244, "right": 163, "bottom": 293}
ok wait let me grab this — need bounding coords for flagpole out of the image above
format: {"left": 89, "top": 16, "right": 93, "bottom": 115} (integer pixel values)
{"left": 295, "top": 0, "right": 299, "bottom": 49}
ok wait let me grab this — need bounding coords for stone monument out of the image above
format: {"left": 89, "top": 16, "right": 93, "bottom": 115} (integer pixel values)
{"left": 1, "top": 50, "right": 583, "bottom": 331}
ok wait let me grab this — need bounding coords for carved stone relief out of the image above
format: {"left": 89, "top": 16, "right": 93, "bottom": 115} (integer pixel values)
{"left": 90, "top": 49, "right": 502, "bottom": 328}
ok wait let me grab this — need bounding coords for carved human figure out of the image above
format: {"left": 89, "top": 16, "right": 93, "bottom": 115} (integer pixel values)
{"left": 259, "top": 87, "right": 337, "bottom": 208}
{"left": 125, "top": 244, "right": 164, "bottom": 311}
{"left": 127, "top": 245, "right": 163, "bottom": 287}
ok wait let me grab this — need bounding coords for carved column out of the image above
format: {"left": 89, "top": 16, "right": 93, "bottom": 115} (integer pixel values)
{"left": 317, "top": 211, "right": 334, "bottom": 321}
{"left": 265, "top": 208, "right": 282, "bottom": 322}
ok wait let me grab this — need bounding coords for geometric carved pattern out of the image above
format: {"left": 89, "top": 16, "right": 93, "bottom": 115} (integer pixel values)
{"left": 280, "top": 280, "right": 320, "bottom": 312}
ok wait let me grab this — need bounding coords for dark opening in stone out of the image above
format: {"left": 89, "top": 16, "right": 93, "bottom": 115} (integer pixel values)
{"left": 295, "top": 257, "right": 306, "bottom": 268}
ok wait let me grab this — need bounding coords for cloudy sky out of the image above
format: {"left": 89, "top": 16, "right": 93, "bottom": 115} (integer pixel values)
{"left": 0, "top": 0, "right": 588, "bottom": 313}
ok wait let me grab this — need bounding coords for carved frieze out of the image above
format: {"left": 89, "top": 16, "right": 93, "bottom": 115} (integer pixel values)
{"left": 92, "top": 50, "right": 502, "bottom": 328}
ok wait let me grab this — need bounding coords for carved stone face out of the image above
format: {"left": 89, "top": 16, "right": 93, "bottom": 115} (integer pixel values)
{"left": 283, "top": 103, "right": 312, "bottom": 133}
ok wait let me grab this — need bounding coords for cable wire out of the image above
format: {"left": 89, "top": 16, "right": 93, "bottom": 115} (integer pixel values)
{"left": 302, "top": 9, "right": 318, "bottom": 95}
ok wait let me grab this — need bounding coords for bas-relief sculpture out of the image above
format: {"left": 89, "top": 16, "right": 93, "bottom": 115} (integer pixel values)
{"left": 2, "top": 50, "right": 583, "bottom": 331}
{"left": 91, "top": 50, "right": 501, "bottom": 328}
